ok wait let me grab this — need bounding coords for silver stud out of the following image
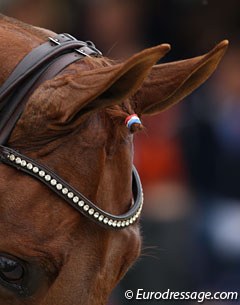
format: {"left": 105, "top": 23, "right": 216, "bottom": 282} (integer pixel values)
{"left": 56, "top": 183, "right": 62, "bottom": 190}
{"left": 39, "top": 170, "right": 45, "bottom": 177}
{"left": 88, "top": 208, "right": 94, "bottom": 215}
{"left": 112, "top": 221, "right": 117, "bottom": 227}
{"left": 27, "top": 163, "right": 33, "bottom": 170}
{"left": 121, "top": 221, "right": 126, "bottom": 227}
{"left": 67, "top": 192, "right": 74, "bottom": 199}
{"left": 103, "top": 218, "right": 109, "bottom": 224}
{"left": 130, "top": 218, "right": 133, "bottom": 224}
{"left": 50, "top": 179, "right": 57, "bottom": 186}
{"left": 73, "top": 196, "right": 79, "bottom": 203}
{"left": 83, "top": 205, "right": 89, "bottom": 211}
{"left": 9, "top": 154, "right": 15, "bottom": 161}
{"left": 33, "top": 166, "right": 39, "bottom": 173}
{"left": 21, "top": 160, "right": 27, "bottom": 167}
{"left": 45, "top": 175, "right": 51, "bottom": 181}
{"left": 78, "top": 200, "right": 84, "bottom": 207}
{"left": 15, "top": 157, "right": 21, "bottom": 164}
{"left": 94, "top": 212, "right": 99, "bottom": 218}
{"left": 126, "top": 220, "right": 130, "bottom": 226}
{"left": 108, "top": 219, "right": 113, "bottom": 226}
{"left": 62, "top": 188, "right": 68, "bottom": 195}
{"left": 98, "top": 215, "right": 104, "bottom": 222}
{"left": 117, "top": 221, "right": 121, "bottom": 228}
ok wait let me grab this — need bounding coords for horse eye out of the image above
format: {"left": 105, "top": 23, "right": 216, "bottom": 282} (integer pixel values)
{"left": 0, "top": 256, "right": 24, "bottom": 283}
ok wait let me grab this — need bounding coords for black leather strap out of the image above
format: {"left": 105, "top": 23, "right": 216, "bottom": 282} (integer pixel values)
{"left": 0, "top": 34, "right": 101, "bottom": 103}
{"left": 0, "top": 34, "right": 102, "bottom": 145}
{"left": 0, "top": 52, "right": 84, "bottom": 144}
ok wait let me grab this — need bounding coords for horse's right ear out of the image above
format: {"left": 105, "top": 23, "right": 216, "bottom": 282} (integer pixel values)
{"left": 132, "top": 40, "right": 228, "bottom": 115}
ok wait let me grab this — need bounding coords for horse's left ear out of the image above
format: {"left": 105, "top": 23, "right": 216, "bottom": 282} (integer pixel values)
{"left": 132, "top": 40, "right": 229, "bottom": 115}
{"left": 43, "top": 43, "right": 171, "bottom": 124}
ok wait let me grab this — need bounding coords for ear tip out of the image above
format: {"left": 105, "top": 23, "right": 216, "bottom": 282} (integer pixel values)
{"left": 151, "top": 43, "right": 171, "bottom": 57}
{"left": 148, "top": 43, "right": 171, "bottom": 55}
{"left": 161, "top": 43, "right": 171, "bottom": 51}
{"left": 220, "top": 39, "right": 229, "bottom": 46}
{"left": 203, "top": 39, "right": 229, "bottom": 64}
{"left": 134, "top": 44, "right": 171, "bottom": 65}
{"left": 217, "top": 39, "right": 229, "bottom": 50}
{"left": 159, "top": 44, "right": 171, "bottom": 54}
{"left": 213, "top": 39, "right": 229, "bottom": 55}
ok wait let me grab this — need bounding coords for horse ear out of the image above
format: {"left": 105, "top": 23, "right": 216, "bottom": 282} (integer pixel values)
{"left": 132, "top": 40, "right": 229, "bottom": 115}
{"left": 44, "top": 44, "right": 170, "bottom": 123}
{"left": 81, "top": 44, "right": 168, "bottom": 113}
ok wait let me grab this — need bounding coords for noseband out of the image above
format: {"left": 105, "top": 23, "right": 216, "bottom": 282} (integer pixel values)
{"left": 0, "top": 34, "right": 143, "bottom": 230}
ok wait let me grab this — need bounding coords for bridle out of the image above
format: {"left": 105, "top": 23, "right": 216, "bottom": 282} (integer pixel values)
{"left": 0, "top": 33, "right": 143, "bottom": 230}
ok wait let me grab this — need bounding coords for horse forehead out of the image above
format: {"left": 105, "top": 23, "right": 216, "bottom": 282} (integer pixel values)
{"left": 0, "top": 167, "right": 81, "bottom": 242}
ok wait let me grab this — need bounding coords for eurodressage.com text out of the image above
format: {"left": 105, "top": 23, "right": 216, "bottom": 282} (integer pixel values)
{"left": 124, "top": 288, "right": 239, "bottom": 303}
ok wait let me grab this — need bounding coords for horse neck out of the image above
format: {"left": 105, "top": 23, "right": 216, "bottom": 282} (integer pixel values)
{"left": 0, "top": 16, "right": 46, "bottom": 84}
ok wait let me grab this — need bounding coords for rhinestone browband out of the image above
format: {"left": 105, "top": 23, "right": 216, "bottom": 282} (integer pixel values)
{"left": 0, "top": 145, "right": 144, "bottom": 230}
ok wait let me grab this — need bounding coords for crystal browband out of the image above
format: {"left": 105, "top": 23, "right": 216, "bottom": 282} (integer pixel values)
{"left": 0, "top": 145, "right": 144, "bottom": 230}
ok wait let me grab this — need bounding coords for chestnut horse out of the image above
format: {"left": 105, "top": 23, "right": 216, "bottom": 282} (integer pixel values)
{"left": 0, "top": 15, "right": 228, "bottom": 305}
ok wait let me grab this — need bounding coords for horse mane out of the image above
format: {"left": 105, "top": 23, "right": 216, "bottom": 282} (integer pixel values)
{"left": 0, "top": 14, "right": 49, "bottom": 40}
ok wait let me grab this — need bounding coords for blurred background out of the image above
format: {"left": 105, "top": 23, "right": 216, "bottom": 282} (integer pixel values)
{"left": 1, "top": 0, "right": 240, "bottom": 304}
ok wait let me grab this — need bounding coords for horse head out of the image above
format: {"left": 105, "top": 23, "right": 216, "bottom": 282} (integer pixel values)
{"left": 0, "top": 15, "right": 228, "bottom": 305}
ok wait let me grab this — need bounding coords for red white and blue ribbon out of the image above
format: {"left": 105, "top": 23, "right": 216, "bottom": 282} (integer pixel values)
{"left": 125, "top": 114, "right": 142, "bottom": 129}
